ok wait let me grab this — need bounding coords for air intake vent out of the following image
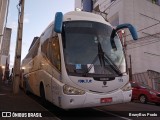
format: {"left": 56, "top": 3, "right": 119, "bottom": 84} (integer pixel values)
{"left": 89, "top": 90, "right": 104, "bottom": 94}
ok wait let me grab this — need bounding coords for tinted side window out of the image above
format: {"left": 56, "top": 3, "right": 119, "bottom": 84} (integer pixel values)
{"left": 26, "top": 39, "right": 40, "bottom": 59}
{"left": 48, "top": 36, "right": 61, "bottom": 71}
{"left": 41, "top": 35, "right": 61, "bottom": 71}
{"left": 41, "top": 38, "right": 49, "bottom": 57}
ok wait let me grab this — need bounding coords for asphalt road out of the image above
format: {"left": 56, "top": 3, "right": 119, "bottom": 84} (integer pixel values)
{"left": 28, "top": 94, "right": 160, "bottom": 120}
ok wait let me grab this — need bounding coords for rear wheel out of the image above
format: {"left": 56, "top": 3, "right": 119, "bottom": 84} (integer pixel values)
{"left": 139, "top": 95, "right": 147, "bottom": 104}
{"left": 40, "top": 83, "right": 46, "bottom": 106}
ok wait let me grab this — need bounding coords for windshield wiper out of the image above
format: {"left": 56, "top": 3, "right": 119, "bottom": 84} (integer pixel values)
{"left": 83, "top": 42, "right": 105, "bottom": 76}
{"left": 83, "top": 41, "right": 122, "bottom": 76}
{"left": 103, "top": 54, "right": 122, "bottom": 76}
{"left": 98, "top": 41, "right": 122, "bottom": 76}
{"left": 98, "top": 42, "right": 105, "bottom": 67}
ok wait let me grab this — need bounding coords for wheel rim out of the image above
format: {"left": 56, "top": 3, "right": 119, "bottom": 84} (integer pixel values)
{"left": 140, "top": 95, "right": 146, "bottom": 103}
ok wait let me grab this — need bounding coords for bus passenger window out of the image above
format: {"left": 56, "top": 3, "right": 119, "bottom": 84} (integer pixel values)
{"left": 41, "top": 39, "right": 49, "bottom": 57}
{"left": 48, "top": 36, "right": 61, "bottom": 71}
{"left": 41, "top": 36, "right": 61, "bottom": 71}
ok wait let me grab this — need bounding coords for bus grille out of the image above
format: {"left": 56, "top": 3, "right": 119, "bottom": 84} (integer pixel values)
{"left": 89, "top": 90, "right": 104, "bottom": 94}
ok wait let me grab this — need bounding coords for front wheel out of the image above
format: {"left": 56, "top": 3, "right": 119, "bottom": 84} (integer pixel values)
{"left": 139, "top": 95, "right": 147, "bottom": 104}
{"left": 23, "top": 81, "right": 29, "bottom": 95}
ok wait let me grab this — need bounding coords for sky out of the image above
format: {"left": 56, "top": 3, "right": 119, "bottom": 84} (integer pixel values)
{"left": 7, "top": 0, "right": 75, "bottom": 68}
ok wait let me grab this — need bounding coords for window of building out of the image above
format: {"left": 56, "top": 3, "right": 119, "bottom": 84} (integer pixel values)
{"left": 111, "top": 0, "right": 116, "bottom": 3}
{"left": 152, "top": 0, "right": 156, "bottom": 3}
{"left": 151, "top": 0, "right": 160, "bottom": 5}
{"left": 81, "top": 0, "right": 83, "bottom": 8}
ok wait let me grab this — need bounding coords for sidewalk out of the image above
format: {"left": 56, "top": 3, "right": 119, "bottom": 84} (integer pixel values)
{"left": 0, "top": 80, "right": 59, "bottom": 120}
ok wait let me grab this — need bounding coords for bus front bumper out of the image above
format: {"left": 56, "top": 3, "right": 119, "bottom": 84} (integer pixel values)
{"left": 60, "top": 90, "right": 132, "bottom": 109}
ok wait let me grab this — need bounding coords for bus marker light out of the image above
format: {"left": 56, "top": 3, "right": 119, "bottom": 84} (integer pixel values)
{"left": 70, "top": 99, "right": 74, "bottom": 103}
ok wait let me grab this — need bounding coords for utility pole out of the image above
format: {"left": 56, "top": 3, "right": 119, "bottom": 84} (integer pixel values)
{"left": 13, "top": 0, "right": 25, "bottom": 94}
{"left": 0, "top": 34, "right": 3, "bottom": 66}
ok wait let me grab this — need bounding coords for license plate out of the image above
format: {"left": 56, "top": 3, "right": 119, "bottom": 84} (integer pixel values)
{"left": 100, "top": 97, "right": 112, "bottom": 103}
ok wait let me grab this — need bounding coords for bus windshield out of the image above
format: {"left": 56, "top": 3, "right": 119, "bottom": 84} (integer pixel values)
{"left": 62, "top": 21, "right": 126, "bottom": 78}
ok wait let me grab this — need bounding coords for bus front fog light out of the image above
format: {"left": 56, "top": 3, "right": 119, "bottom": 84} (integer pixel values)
{"left": 70, "top": 99, "right": 74, "bottom": 103}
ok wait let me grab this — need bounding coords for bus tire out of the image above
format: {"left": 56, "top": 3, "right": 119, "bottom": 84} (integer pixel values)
{"left": 23, "top": 81, "right": 29, "bottom": 95}
{"left": 40, "top": 83, "right": 46, "bottom": 106}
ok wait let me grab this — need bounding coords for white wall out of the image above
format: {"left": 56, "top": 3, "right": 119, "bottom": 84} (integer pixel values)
{"left": 123, "top": 0, "right": 160, "bottom": 74}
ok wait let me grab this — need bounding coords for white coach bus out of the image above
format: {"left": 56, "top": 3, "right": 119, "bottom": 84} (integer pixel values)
{"left": 21, "top": 11, "right": 138, "bottom": 109}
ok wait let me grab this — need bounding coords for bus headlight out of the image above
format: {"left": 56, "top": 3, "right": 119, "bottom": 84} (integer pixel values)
{"left": 63, "top": 85, "right": 85, "bottom": 95}
{"left": 121, "top": 82, "right": 132, "bottom": 91}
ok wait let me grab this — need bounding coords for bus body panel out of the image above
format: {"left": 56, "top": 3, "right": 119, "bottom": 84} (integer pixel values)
{"left": 68, "top": 75, "right": 129, "bottom": 93}
{"left": 60, "top": 89, "right": 132, "bottom": 109}
{"left": 63, "top": 11, "right": 111, "bottom": 26}
{"left": 21, "top": 11, "right": 135, "bottom": 109}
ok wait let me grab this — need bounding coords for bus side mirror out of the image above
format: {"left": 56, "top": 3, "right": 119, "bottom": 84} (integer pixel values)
{"left": 54, "top": 12, "right": 63, "bottom": 33}
{"left": 116, "top": 23, "right": 138, "bottom": 40}
{"left": 110, "top": 23, "right": 138, "bottom": 50}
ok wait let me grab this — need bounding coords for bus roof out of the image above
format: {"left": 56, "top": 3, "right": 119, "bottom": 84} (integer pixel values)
{"left": 40, "top": 11, "right": 112, "bottom": 37}
{"left": 63, "top": 11, "right": 111, "bottom": 26}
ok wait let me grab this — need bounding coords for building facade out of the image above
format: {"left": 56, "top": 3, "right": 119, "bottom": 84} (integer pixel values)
{"left": 1, "top": 27, "right": 11, "bottom": 66}
{"left": 75, "top": 0, "right": 160, "bottom": 89}
{"left": 0, "top": 0, "right": 9, "bottom": 49}
{"left": 0, "top": 0, "right": 10, "bottom": 68}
